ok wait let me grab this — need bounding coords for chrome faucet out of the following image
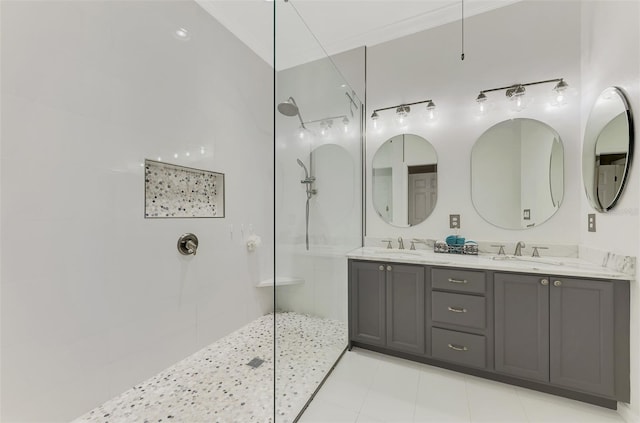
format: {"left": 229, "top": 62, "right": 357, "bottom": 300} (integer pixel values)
{"left": 398, "top": 236, "right": 405, "bottom": 250}
{"left": 514, "top": 241, "right": 525, "bottom": 256}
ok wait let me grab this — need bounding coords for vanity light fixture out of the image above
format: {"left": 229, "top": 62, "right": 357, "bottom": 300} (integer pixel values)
{"left": 426, "top": 100, "right": 436, "bottom": 120}
{"left": 342, "top": 116, "right": 350, "bottom": 133}
{"left": 475, "top": 78, "right": 568, "bottom": 112}
{"left": 476, "top": 92, "right": 488, "bottom": 113}
{"left": 299, "top": 114, "right": 349, "bottom": 137}
{"left": 371, "top": 111, "right": 380, "bottom": 129}
{"left": 370, "top": 98, "right": 437, "bottom": 126}
{"left": 396, "top": 105, "right": 410, "bottom": 125}
{"left": 319, "top": 119, "right": 333, "bottom": 136}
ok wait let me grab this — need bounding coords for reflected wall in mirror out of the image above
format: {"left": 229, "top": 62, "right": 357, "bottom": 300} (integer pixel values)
{"left": 471, "top": 118, "right": 564, "bottom": 229}
{"left": 372, "top": 134, "right": 437, "bottom": 227}
{"left": 582, "top": 87, "right": 634, "bottom": 212}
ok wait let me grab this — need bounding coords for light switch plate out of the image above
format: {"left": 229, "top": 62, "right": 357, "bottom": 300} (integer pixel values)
{"left": 450, "top": 214, "right": 460, "bottom": 229}
{"left": 588, "top": 213, "right": 596, "bottom": 232}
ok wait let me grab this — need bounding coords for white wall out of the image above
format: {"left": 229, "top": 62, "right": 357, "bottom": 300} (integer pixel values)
{"left": 0, "top": 1, "right": 273, "bottom": 421}
{"left": 366, "top": 1, "right": 582, "bottom": 245}
{"left": 579, "top": 1, "right": 640, "bottom": 421}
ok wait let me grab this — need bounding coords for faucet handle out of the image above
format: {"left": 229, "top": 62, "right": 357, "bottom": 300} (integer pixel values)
{"left": 410, "top": 240, "right": 416, "bottom": 250}
{"left": 397, "top": 236, "right": 405, "bottom": 250}
{"left": 491, "top": 244, "right": 506, "bottom": 255}
{"left": 381, "top": 239, "right": 393, "bottom": 249}
{"left": 531, "top": 246, "right": 548, "bottom": 257}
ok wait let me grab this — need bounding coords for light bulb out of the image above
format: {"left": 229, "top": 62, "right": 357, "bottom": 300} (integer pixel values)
{"left": 298, "top": 128, "right": 305, "bottom": 139}
{"left": 476, "top": 92, "right": 488, "bottom": 114}
{"left": 342, "top": 117, "right": 349, "bottom": 133}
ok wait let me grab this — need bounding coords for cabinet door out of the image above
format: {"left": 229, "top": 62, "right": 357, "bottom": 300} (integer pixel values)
{"left": 494, "top": 273, "right": 549, "bottom": 382}
{"left": 386, "top": 264, "right": 425, "bottom": 354}
{"left": 350, "top": 261, "right": 386, "bottom": 346}
{"left": 549, "top": 277, "right": 614, "bottom": 397}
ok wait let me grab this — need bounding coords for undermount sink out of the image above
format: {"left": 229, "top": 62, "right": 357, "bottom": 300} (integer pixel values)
{"left": 491, "top": 255, "right": 564, "bottom": 266}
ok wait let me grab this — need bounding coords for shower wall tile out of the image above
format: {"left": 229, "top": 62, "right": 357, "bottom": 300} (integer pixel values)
{"left": 1, "top": 0, "right": 274, "bottom": 421}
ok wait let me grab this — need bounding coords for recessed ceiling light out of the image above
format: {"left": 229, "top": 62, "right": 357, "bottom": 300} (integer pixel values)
{"left": 174, "top": 27, "right": 191, "bottom": 41}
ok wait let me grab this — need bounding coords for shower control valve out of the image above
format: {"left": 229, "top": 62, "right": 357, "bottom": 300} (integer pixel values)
{"left": 178, "top": 233, "right": 199, "bottom": 256}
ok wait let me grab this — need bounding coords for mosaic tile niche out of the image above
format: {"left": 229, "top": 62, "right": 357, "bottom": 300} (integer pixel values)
{"left": 145, "top": 159, "right": 225, "bottom": 218}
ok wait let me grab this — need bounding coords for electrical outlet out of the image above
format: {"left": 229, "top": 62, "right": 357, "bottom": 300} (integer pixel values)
{"left": 523, "top": 209, "right": 531, "bottom": 220}
{"left": 449, "top": 214, "right": 460, "bottom": 229}
{"left": 588, "top": 213, "right": 596, "bottom": 232}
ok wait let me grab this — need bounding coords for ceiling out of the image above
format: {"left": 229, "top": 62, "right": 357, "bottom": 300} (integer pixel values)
{"left": 195, "top": 0, "right": 522, "bottom": 69}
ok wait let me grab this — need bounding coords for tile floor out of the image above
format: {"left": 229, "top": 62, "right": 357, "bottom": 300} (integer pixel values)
{"left": 299, "top": 348, "right": 625, "bottom": 423}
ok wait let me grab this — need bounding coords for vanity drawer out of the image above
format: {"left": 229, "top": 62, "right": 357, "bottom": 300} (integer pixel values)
{"left": 432, "top": 292, "right": 486, "bottom": 329}
{"left": 432, "top": 327, "right": 486, "bottom": 369}
{"left": 431, "top": 268, "right": 485, "bottom": 294}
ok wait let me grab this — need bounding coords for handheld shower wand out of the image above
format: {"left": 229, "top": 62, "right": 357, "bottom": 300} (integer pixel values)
{"left": 297, "top": 158, "right": 316, "bottom": 250}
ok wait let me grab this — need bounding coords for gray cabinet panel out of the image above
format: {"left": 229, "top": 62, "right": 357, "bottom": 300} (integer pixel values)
{"left": 386, "top": 264, "right": 425, "bottom": 354}
{"left": 550, "top": 278, "right": 614, "bottom": 397}
{"left": 350, "top": 261, "right": 386, "bottom": 346}
{"left": 432, "top": 327, "right": 486, "bottom": 368}
{"left": 494, "top": 273, "right": 549, "bottom": 382}
{"left": 432, "top": 268, "right": 486, "bottom": 294}
{"left": 432, "top": 291, "right": 486, "bottom": 329}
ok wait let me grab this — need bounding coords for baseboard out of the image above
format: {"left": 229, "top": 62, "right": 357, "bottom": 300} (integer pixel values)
{"left": 618, "top": 402, "right": 640, "bottom": 423}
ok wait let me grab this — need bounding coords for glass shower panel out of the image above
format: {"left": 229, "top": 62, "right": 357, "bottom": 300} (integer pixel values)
{"left": 274, "top": 1, "right": 363, "bottom": 421}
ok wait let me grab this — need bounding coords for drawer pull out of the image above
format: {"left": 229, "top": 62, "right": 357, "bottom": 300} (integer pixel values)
{"left": 447, "top": 306, "right": 467, "bottom": 313}
{"left": 447, "top": 343, "right": 468, "bottom": 352}
{"left": 448, "top": 278, "right": 468, "bottom": 284}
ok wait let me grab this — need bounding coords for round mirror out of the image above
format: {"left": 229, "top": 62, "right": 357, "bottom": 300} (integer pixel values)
{"left": 372, "top": 134, "right": 437, "bottom": 227}
{"left": 582, "top": 87, "right": 634, "bottom": 212}
{"left": 471, "top": 118, "right": 564, "bottom": 229}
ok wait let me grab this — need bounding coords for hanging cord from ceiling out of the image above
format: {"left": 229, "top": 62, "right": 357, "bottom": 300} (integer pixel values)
{"left": 461, "top": 0, "right": 465, "bottom": 61}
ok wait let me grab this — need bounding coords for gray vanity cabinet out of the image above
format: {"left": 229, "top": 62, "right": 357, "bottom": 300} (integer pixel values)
{"left": 386, "top": 264, "right": 425, "bottom": 354}
{"left": 349, "top": 261, "right": 386, "bottom": 346}
{"left": 494, "top": 273, "right": 549, "bottom": 382}
{"left": 349, "top": 260, "right": 425, "bottom": 354}
{"left": 549, "top": 277, "right": 614, "bottom": 397}
{"left": 349, "top": 259, "right": 629, "bottom": 407}
{"left": 495, "top": 273, "right": 623, "bottom": 399}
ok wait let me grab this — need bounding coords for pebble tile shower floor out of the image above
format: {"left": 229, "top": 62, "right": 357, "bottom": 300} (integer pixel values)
{"left": 74, "top": 312, "right": 347, "bottom": 423}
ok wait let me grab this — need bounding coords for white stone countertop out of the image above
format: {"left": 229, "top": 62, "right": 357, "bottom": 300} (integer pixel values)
{"left": 347, "top": 247, "right": 633, "bottom": 281}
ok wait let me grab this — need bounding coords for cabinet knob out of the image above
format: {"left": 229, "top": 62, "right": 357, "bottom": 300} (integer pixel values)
{"left": 554, "top": 280, "right": 562, "bottom": 287}
{"left": 378, "top": 265, "right": 385, "bottom": 271}
{"left": 540, "top": 279, "right": 549, "bottom": 286}
{"left": 386, "top": 265, "right": 393, "bottom": 271}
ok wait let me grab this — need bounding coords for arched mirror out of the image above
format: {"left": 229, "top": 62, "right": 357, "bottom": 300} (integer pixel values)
{"left": 582, "top": 87, "right": 634, "bottom": 212}
{"left": 372, "top": 134, "right": 437, "bottom": 227}
{"left": 471, "top": 118, "right": 564, "bottom": 229}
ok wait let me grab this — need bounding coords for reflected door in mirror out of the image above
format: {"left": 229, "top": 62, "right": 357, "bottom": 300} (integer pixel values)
{"left": 583, "top": 87, "right": 633, "bottom": 212}
{"left": 372, "top": 134, "right": 438, "bottom": 227}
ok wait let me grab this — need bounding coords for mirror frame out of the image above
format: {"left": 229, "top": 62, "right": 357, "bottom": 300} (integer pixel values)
{"left": 582, "top": 86, "right": 635, "bottom": 212}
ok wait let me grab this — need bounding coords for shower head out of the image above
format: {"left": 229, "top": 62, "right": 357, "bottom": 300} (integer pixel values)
{"left": 296, "top": 158, "right": 309, "bottom": 180}
{"left": 278, "top": 97, "right": 299, "bottom": 116}
{"left": 278, "top": 96, "right": 306, "bottom": 128}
